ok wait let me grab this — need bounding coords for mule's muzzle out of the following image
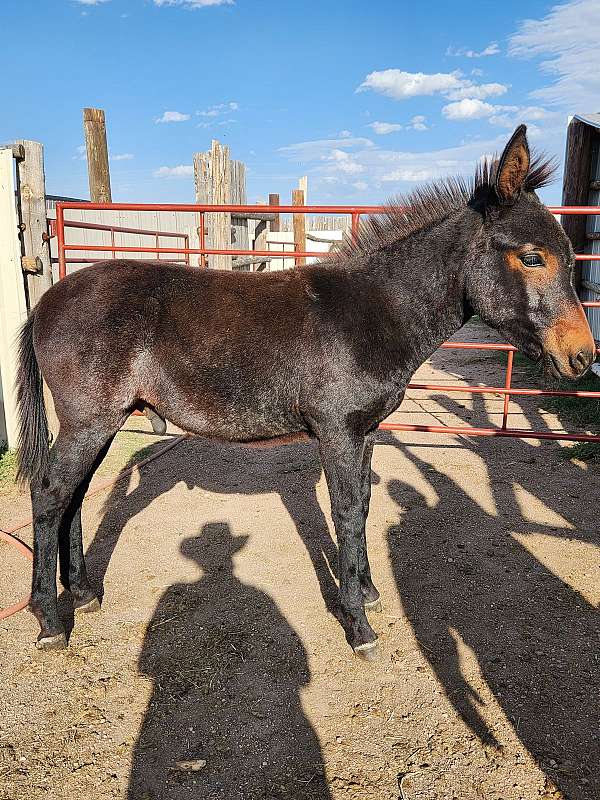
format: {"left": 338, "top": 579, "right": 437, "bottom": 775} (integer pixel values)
{"left": 544, "top": 346, "right": 594, "bottom": 380}
{"left": 542, "top": 304, "right": 596, "bottom": 381}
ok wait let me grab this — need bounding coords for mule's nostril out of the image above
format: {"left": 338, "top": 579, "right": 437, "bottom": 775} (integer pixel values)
{"left": 571, "top": 349, "right": 593, "bottom": 374}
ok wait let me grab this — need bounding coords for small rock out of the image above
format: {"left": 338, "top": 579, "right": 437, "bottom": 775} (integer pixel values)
{"left": 174, "top": 759, "right": 206, "bottom": 773}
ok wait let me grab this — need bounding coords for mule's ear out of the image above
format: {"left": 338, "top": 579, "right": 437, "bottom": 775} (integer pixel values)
{"left": 495, "top": 124, "right": 530, "bottom": 205}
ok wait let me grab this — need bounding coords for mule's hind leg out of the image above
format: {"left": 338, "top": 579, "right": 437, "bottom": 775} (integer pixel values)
{"left": 358, "top": 433, "right": 381, "bottom": 612}
{"left": 58, "top": 437, "right": 115, "bottom": 613}
{"left": 31, "top": 424, "right": 121, "bottom": 650}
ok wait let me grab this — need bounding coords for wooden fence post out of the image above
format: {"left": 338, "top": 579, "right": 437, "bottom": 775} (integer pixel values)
{"left": 210, "top": 140, "right": 231, "bottom": 270}
{"left": 15, "top": 140, "right": 52, "bottom": 308}
{"left": 193, "top": 140, "right": 232, "bottom": 269}
{"left": 193, "top": 150, "right": 210, "bottom": 267}
{"left": 230, "top": 159, "right": 249, "bottom": 261}
{"left": 292, "top": 188, "right": 306, "bottom": 267}
{"left": 83, "top": 107, "right": 112, "bottom": 203}
{"left": 0, "top": 147, "right": 28, "bottom": 448}
{"left": 269, "top": 193, "right": 280, "bottom": 232}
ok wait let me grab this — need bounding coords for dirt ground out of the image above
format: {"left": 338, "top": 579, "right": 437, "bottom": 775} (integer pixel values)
{"left": 1, "top": 320, "right": 599, "bottom": 800}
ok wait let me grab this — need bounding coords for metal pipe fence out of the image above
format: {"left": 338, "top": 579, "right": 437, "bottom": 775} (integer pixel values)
{"left": 54, "top": 201, "right": 600, "bottom": 444}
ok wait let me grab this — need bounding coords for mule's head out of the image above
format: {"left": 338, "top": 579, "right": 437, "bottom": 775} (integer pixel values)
{"left": 467, "top": 125, "right": 595, "bottom": 380}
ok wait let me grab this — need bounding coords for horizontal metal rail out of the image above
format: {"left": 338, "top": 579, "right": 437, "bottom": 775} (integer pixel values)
{"left": 54, "top": 201, "right": 600, "bottom": 444}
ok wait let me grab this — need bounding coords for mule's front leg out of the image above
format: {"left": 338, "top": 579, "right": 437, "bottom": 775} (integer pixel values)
{"left": 319, "top": 434, "right": 378, "bottom": 659}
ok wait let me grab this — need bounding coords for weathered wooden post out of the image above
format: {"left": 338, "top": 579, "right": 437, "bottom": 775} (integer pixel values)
{"left": 193, "top": 140, "right": 232, "bottom": 269}
{"left": 269, "top": 193, "right": 280, "bottom": 232}
{"left": 0, "top": 146, "right": 29, "bottom": 448}
{"left": 292, "top": 188, "right": 306, "bottom": 267}
{"left": 83, "top": 107, "right": 112, "bottom": 203}
{"left": 230, "top": 159, "right": 249, "bottom": 261}
{"left": 15, "top": 140, "right": 52, "bottom": 308}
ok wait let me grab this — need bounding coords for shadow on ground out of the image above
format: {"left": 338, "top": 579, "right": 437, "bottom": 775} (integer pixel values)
{"left": 80, "top": 438, "right": 339, "bottom": 799}
{"left": 382, "top": 390, "right": 600, "bottom": 799}
{"left": 128, "top": 522, "right": 331, "bottom": 800}
{"left": 74, "top": 369, "right": 600, "bottom": 799}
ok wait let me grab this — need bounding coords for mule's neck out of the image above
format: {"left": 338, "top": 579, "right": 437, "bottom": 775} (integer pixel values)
{"left": 353, "top": 205, "right": 481, "bottom": 379}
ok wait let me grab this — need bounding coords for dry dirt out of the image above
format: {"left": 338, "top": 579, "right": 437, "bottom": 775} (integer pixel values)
{"left": 1, "top": 321, "right": 599, "bottom": 800}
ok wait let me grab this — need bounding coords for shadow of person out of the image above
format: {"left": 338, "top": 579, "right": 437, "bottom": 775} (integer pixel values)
{"left": 128, "top": 523, "right": 332, "bottom": 800}
{"left": 81, "top": 434, "right": 368, "bottom": 615}
{"left": 381, "top": 392, "right": 600, "bottom": 798}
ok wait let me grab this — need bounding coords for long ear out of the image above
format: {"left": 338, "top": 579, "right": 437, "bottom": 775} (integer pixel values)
{"left": 495, "top": 124, "right": 530, "bottom": 205}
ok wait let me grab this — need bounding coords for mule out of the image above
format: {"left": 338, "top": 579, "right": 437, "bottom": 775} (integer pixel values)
{"left": 16, "top": 125, "right": 594, "bottom": 659}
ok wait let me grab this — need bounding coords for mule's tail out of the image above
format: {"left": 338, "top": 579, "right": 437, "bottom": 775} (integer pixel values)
{"left": 16, "top": 312, "right": 50, "bottom": 484}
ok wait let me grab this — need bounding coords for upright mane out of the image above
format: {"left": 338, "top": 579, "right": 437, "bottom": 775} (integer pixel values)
{"left": 331, "top": 152, "right": 557, "bottom": 264}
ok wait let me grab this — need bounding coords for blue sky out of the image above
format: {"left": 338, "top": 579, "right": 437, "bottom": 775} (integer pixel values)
{"left": 1, "top": 0, "right": 598, "bottom": 205}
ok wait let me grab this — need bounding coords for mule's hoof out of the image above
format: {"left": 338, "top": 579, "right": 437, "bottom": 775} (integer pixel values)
{"left": 364, "top": 597, "right": 382, "bottom": 613}
{"left": 74, "top": 597, "right": 101, "bottom": 615}
{"left": 36, "top": 632, "right": 67, "bottom": 651}
{"left": 353, "top": 639, "right": 379, "bottom": 662}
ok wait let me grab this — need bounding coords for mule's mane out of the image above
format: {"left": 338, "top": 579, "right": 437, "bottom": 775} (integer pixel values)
{"left": 331, "top": 152, "right": 557, "bottom": 264}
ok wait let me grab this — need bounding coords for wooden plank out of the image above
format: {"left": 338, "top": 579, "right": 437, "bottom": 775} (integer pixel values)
{"left": 210, "top": 140, "right": 231, "bottom": 270}
{"left": 292, "top": 188, "right": 306, "bottom": 267}
{"left": 16, "top": 140, "right": 52, "bottom": 308}
{"left": 298, "top": 176, "right": 308, "bottom": 204}
{"left": 83, "top": 107, "right": 112, "bottom": 203}
{"left": 268, "top": 193, "right": 280, "bottom": 232}
{"left": 0, "top": 148, "right": 28, "bottom": 448}
{"left": 193, "top": 150, "right": 211, "bottom": 267}
{"left": 230, "top": 159, "right": 249, "bottom": 269}
{"left": 561, "top": 117, "right": 596, "bottom": 290}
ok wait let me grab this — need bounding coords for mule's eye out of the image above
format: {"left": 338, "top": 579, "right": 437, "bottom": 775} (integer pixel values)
{"left": 520, "top": 253, "right": 545, "bottom": 268}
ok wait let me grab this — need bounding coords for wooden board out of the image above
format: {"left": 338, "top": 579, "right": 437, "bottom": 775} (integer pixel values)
{"left": 16, "top": 140, "right": 52, "bottom": 308}
{"left": 0, "top": 149, "right": 28, "bottom": 447}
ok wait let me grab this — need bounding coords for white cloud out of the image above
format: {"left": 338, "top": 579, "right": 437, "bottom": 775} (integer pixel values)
{"left": 447, "top": 42, "right": 500, "bottom": 58}
{"left": 153, "top": 165, "right": 194, "bottom": 178}
{"left": 445, "top": 81, "right": 508, "bottom": 101}
{"left": 279, "top": 132, "right": 514, "bottom": 194}
{"left": 410, "top": 115, "right": 428, "bottom": 130}
{"left": 154, "top": 0, "right": 234, "bottom": 7}
{"left": 352, "top": 181, "right": 368, "bottom": 191}
{"left": 368, "top": 117, "right": 428, "bottom": 135}
{"left": 357, "top": 69, "right": 464, "bottom": 99}
{"left": 73, "top": 144, "right": 87, "bottom": 160}
{"left": 197, "top": 101, "right": 239, "bottom": 118}
{"left": 442, "top": 98, "right": 497, "bottom": 120}
{"left": 279, "top": 137, "right": 373, "bottom": 160}
{"left": 339, "top": 130, "right": 352, "bottom": 138}
{"left": 74, "top": 0, "right": 110, "bottom": 5}
{"left": 509, "top": 0, "right": 600, "bottom": 108}
{"left": 357, "top": 69, "right": 508, "bottom": 111}
{"left": 369, "top": 121, "right": 403, "bottom": 135}
{"left": 155, "top": 110, "right": 191, "bottom": 123}
{"left": 324, "top": 149, "right": 365, "bottom": 174}
{"left": 382, "top": 168, "right": 440, "bottom": 182}
{"left": 110, "top": 153, "right": 134, "bottom": 161}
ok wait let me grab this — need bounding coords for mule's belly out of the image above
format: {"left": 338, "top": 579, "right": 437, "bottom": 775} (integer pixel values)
{"left": 150, "top": 382, "right": 308, "bottom": 444}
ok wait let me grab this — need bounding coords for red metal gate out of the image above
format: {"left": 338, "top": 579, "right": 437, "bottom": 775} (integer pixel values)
{"left": 53, "top": 201, "right": 600, "bottom": 444}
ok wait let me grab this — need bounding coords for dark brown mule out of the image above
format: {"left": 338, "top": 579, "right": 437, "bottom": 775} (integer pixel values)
{"left": 17, "top": 126, "right": 594, "bottom": 658}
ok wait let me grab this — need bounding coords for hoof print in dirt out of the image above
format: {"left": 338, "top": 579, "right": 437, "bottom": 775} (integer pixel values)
{"left": 35, "top": 632, "right": 68, "bottom": 651}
